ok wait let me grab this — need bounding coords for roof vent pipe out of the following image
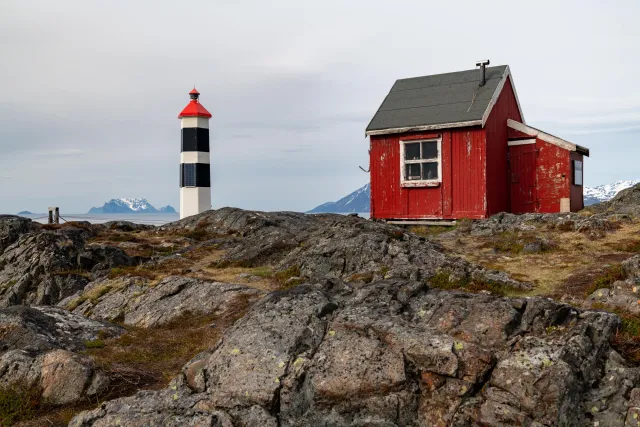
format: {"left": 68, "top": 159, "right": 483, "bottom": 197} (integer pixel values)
{"left": 476, "top": 59, "right": 490, "bottom": 86}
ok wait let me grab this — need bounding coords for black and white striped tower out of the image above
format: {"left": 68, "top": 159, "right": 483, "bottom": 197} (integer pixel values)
{"left": 178, "top": 88, "right": 212, "bottom": 219}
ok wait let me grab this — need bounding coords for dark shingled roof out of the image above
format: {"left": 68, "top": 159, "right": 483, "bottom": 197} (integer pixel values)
{"left": 366, "top": 65, "right": 509, "bottom": 135}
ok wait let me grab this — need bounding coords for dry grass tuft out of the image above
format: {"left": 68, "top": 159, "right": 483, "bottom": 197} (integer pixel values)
{"left": 585, "top": 264, "right": 625, "bottom": 296}
{"left": 86, "top": 294, "right": 254, "bottom": 394}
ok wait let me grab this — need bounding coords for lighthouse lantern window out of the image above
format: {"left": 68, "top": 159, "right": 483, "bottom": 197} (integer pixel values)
{"left": 183, "top": 164, "right": 197, "bottom": 187}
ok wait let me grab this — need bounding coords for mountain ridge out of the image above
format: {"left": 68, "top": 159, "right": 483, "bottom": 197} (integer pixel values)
{"left": 88, "top": 198, "right": 176, "bottom": 214}
{"left": 307, "top": 183, "right": 370, "bottom": 213}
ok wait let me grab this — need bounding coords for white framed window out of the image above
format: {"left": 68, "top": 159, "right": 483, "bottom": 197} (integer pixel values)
{"left": 573, "top": 160, "right": 583, "bottom": 186}
{"left": 400, "top": 138, "right": 442, "bottom": 187}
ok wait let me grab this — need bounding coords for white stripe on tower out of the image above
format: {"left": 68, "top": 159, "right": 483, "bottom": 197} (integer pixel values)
{"left": 178, "top": 88, "right": 212, "bottom": 219}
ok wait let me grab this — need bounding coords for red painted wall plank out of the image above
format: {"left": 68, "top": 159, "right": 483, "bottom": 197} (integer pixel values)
{"left": 370, "top": 128, "right": 488, "bottom": 220}
{"left": 451, "top": 128, "right": 486, "bottom": 217}
{"left": 370, "top": 132, "right": 444, "bottom": 219}
{"left": 536, "top": 138, "right": 571, "bottom": 213}
{"left": 509, "top": 144, "right": 537, "bottom": 213}
{"left": 484, "top": 77, "right": 524, "bottom": 216}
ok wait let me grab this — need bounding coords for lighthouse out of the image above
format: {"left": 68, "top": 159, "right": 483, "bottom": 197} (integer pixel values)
{"left": 178, "top": 88, "right": 212, "bottom": 219}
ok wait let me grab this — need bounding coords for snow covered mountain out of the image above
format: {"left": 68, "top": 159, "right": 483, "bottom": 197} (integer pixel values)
{"left": 307, "top": 183, "right": 370, "bottom": 213}
{"left": 584, "top": 180, "right": 640, "bottom": 206}
{"left": 88, "top": 198, "right": 176, "bottom": 214}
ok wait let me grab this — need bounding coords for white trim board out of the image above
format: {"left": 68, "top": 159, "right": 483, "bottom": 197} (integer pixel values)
{"left": 366, "top": 120, "right": 482, "bottom": 137}
{"left": 507, "top": 119, "right": 590, "bottom": 156}
{"left": 507, "top": 138, "right": 536, "bottom": 146}
{"left": 399, "top": 137, "right": 443, "bottom": 187}
{"left": 481, "top": 65, "right": 526, "bottom": 127}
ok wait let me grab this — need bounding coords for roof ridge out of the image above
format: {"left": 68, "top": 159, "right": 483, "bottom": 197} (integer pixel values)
{"left": 394, "top": 64, "right": 507, "bottom": 83}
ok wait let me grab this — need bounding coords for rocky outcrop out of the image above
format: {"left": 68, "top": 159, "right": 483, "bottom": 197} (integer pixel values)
{"left": 70, "top": 279, "right": 631, "bottom": 426}
{"left": 589, "top": 182, "right": 640, "bottom": 216}
{"left": 161, "top": 208, "right": 530, "bottom": 291}
{"left": 0, "top": 225, "right": 136, "bottom": 307}
{"left": 461, "top": 211, "right": 626, "bottom": 239}
{"left": 0, "top": 215, "right": 34, "bottom": 253}
{"left": 0, "top": 306, "right": 123, "bottom": 405}
{"left": 585, "top": 255, "right": 640, "bottom": 313}
{"left": 63, "top": 276, "right": 263, "bottom": 328}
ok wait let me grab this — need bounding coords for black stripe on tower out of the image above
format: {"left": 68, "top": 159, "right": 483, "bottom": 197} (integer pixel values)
{"left": 181, "top": 128, "right": 210, "bottom": 152}
{"left": 180, "top": 163, "right": 211, "bottom": 188}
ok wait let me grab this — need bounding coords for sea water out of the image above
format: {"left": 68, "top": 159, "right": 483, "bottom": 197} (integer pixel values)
{"left": 20, "top": 213, "right": 180, "bottom": 226}
{"left": 19, "top": 212, "right": 370, "bottom": 226}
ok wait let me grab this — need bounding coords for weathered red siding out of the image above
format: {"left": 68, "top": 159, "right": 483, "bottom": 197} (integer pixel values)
{"left": 370, "top": 132, "right": 444, "bottom": 219}
{"left": 509, "top": 143, "right": 537, "bottom": 213}
{"left": 570, "top": 151, "right": 584, "bottom": 212}
{"left": 450, "top": 128, "right": 486, "bottom": 218}
{"left": 484, "top": 77, "right": 524, "bottom": 216}
{"left": 535, "top": 138, "right": 571, "bottom": 213}
{"left": 370, "top": 127, "right": 486, "bottom": 220}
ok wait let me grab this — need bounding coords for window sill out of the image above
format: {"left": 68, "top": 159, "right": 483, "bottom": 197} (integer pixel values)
{"left": 401, "top": 181, "right": 441, "bottom": 188}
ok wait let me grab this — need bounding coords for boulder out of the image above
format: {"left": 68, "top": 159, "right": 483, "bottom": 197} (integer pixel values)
{"left": 64, "top": 276, "right": 263, "bottom": 328}
{"left": 623, "top": 255, "right": 640, "bottom": 280}
{"left": 0, "top": 306, "right": 123, "bottom": 405}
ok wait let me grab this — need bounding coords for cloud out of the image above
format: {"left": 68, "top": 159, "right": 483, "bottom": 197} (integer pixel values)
{"left": 1, "top": 0, "right": 640, "bottom": 213}
{"left": 32, "top": 148, "right": 85, "bottom": 157}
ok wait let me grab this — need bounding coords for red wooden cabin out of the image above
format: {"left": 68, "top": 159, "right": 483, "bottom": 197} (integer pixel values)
{"left": 365, "top": 62, "right": 589, "bottom": 221}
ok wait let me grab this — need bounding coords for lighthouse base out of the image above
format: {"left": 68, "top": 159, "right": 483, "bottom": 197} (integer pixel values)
{"left": 180, "top": 187, "right": 211, "bottom": 219}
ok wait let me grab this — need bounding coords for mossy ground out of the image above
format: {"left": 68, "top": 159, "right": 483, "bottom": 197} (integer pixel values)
{"left": 432, "top": 220, "right": 640, "bottom": 298}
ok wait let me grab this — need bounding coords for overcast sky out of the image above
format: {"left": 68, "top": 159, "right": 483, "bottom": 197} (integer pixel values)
{"left": 1, "top": 0, "right": 639, "bottom": 214}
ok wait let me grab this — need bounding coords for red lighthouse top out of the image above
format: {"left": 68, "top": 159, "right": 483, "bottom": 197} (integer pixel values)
{"left": 178, "top": 87, "right": 212, "bottom": 119}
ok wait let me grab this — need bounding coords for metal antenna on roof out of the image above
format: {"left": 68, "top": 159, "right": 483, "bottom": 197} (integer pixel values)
{"left": 476, "top": 60, "right": 490, "bottom": 86}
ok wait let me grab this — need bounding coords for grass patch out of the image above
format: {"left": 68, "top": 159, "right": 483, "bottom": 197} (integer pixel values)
{"left": 248, "top": 266, "right": 273, "bottom": 278}
{"left": 84, "top": 339, "right": 105, "bottom": 349}
{"left": 482, "top": 231, "right": 525, "bottom": 254}
{"left": 106, "top": 233, "right": 140, "bottom": 243}
{"left": 0, "top": 280, "right": 17, "bottom": 291}
{"left": 585, "top": 264, "right": 625, "bottom": 296}
{"left": 592, "top": 303, "right": 640, "bottom": 364}
{"left": 85, "top": 294, "right": 254, "bottom": 395}
{"left": 427, "top": 271, "right": 520, "bottom": 297}
{"left": 385, "top": 229, "right": 405, "bottom": 240}
{"left": 455, "top": 218, "right": 474, "bottom": 233}
{"left": 274, "top": 265, "right": 304, "bottom": 289}
{"left": 0, "top": 386, "right": 39, "bottom": 427}
{"left": 410, "top": 225, "right": 455, "bottom": 237}
{"left": 480, "top": 231, "right": 555, "bottom": 255}
{"left": 607, "top": 239, "right": 640, "bottom": 253}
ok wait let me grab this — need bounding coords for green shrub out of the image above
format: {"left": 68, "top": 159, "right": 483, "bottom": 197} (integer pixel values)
{"left": 585, "top": 264, "right": 625, "bottom": 296}
{"left": 84, "top": 339, "right": 105, "bottom": 349}
{"left": 0, "top": 386, "right": 39, "bottom": 427}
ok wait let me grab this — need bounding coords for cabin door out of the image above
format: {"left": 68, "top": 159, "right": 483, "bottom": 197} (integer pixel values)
{"left": 509, "top": 143, "right": 537, "bottom": 213}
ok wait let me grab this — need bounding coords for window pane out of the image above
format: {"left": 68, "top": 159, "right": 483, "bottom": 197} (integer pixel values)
{"left": 422, "top": 141, "right": 438, "bottom": 159}
{"left": 405, "top": 143, "right": 420, "bottom": 160}
{"left": 183, "top": 164, "right": 196, "bottom": 187}
{"left": 406, "top": 163, "right": 421, "bottom": 180}
{"left": 422, "top": 162, "right": 438, "bottom": 180}
{"left": 574, "top": 161, "right": 583, "bottom": 186}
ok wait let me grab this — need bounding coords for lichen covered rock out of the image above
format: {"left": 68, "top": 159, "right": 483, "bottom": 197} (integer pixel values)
{"left": 71, "top": 279, "right": 624, "bottom": 426}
